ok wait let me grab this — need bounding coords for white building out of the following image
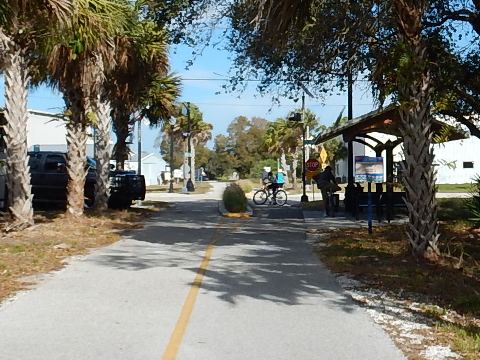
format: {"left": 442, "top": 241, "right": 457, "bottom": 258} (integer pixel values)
{"left": 26, "top": 110, "right": 96, "bottom": 156}
{"left": 360, "top": 133, "right": 480, "bottom": 184}
{"left": 433, "top": 138, "right": 480, "bottom": 184}
{"left": 333, "top": 140, "right": 365, "bottom": 183}
{"left": 125, "top": 152, "right": 169, "bottom": 186}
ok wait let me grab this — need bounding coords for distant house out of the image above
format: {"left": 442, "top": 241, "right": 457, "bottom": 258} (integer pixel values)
{"left": 125, "top": 152, "right": 169, "bottom": 186}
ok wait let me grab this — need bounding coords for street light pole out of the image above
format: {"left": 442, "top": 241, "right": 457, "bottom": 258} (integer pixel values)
{"left": 137, "top": 116, "right": 142, "bottom": 176}
{"left": 301, "top": 93, "right": 309, "bottom": 202}
{"left": 169, "top": 118, "right": 174, "bottom": 193}
{"left": 186, "top": 102, "right": 195, "bottom": 192}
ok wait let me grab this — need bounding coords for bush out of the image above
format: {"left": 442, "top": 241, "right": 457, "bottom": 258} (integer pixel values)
{"left": 223, "top": 183, "right": 248, "bottom": 213}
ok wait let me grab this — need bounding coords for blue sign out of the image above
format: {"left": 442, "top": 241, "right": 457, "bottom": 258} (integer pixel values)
{"left": 355, "top": 156, "right": 384, "bottom": 183}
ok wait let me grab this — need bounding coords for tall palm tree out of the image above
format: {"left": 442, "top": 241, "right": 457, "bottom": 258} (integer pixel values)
{"left": 248, "top": 0, "right": 439, "bottom": 259}
{"left": 264, "top": 110, "right": 318, "bottom": 188}
{"left": 264, "top": 120, "right": 288, "bottom": 181}
{"left": 171, "top": 103, "right": 212, "bottom": 184}
{"left": 44, "top": 0, "right": 129, "bottom": 217}
{"left": 394, "top": 0, "right": 439, "bottom": 260}
{"left": 0, "top": 0, "right": 72, "bottom": 229}
{"left": 107, "top": 17, "right": 180, "bottom": 171}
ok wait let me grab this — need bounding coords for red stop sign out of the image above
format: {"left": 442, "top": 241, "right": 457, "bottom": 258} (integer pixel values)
{"left": 306, "top": 159, "right": 320, "bottom": 172}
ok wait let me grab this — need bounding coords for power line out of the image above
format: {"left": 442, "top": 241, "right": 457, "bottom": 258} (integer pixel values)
{"left": 181, "top": 77, "right": 372, "bottom": 82}
{"left": 190, "top": 102, "right": 374, "bottom": 107}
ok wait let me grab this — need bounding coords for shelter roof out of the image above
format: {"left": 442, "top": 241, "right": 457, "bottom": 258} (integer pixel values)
{"left": 314, "top": 104, "right": 467, "bottom": 144}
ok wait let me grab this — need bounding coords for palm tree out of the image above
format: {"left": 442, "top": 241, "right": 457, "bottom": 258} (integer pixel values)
{"left": 107, "top": 17, "right": 180, "bottom": 171}
{"left": 249, "top": 0, "right": 439, "bottom": 259}
{"left": 394, "top": 0, "right": 439, "bottom": 260}
{"left": 170, "top": 103, "right": 212, "bottom": 183}
{"left": 0, "top": 0, "right": 72, "bottom": 229}
{"left": 44, "top": 0, "right": 129, "bottom": 217}
{"left": 264, "top": 110, "right": 318, "bottom": 189}
{"left": 264, "top": 120, "right": 288, "bottom": 181}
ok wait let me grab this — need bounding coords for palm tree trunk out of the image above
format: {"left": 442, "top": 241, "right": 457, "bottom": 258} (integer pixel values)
{"left": 395, "top": 0, "right": 440, "bottom": 260}
{"left": 3, "top": 45, "right": 34, "bottom": 229}
{"left": 94, "top": 99, "right": 112, "bottom": 210}
{"left": 65, "top": 102, "right": 88, "bottom": 217}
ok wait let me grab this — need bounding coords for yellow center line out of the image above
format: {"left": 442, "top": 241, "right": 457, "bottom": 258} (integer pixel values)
{"left": 162, "top": 219, "right": 236, "bottom": 360}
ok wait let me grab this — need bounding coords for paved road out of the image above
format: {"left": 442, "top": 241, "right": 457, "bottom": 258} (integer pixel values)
{"left": 0, "top": 182, "right": 404, "bottom": 359}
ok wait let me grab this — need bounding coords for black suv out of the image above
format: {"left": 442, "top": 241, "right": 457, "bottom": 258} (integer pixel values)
{"left": 26, "top": 151, "right": 145, "bottom": 209}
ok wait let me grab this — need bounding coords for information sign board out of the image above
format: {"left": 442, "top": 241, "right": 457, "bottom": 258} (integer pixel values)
{"left": 355, "top": 156, "right": 384, "bottom": 183}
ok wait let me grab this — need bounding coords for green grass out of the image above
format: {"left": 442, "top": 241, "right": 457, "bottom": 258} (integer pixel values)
{"left": 438, "top": 323, "right": 480, "bottom": 358}
{"left": 237, "top": 179, "right": 258, "bottom": 194}
{"left": 146, "top": 182, "right": 212, "bottom": 194}
{"left": 437, "top": 183, "right": 474, "bottom": 193}
{"left": 437, "top": 198, "right": 471, "bottom": 222}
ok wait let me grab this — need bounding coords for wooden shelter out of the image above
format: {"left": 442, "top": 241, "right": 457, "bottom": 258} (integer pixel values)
{"left": 313, "top": 104, "right": 466, "bottom": 217}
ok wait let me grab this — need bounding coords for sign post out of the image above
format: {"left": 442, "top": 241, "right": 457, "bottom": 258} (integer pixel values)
{"left": 305, "top": 158, "right": 320, "bottom": 172}
{"left": 355, "top": 156, "right": 384, "bottom": 234}
{"left": 305, "top": 158, "right": 321, "bottom": 181}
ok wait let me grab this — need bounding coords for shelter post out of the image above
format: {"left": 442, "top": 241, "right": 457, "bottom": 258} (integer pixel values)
{"left": 345, "top": 71, "right": 355, "bottom": 213}
{"left": 301, "top": 93, "right": 308, "bottom": 202}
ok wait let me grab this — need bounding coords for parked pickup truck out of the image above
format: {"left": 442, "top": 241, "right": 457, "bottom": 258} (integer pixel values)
{"left": 0, "top": 151, "right": 145, "bottom": 210}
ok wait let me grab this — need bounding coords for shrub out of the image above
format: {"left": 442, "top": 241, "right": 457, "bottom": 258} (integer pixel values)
{"left": 223, "top": 183, "right": 248, "bottom": 213}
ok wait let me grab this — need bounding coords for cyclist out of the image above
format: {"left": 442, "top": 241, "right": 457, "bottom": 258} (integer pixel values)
{"left": 261, "top": 166, "right": 270, "bottom": 185}
{"left": 276, "top": 169, "right": 285, "bottom": 189}
{"left": 266, "top": 171, "right": 279, "bottom": 194}
{"left": 313, "top": 166, "right": 341, "bottom": 215}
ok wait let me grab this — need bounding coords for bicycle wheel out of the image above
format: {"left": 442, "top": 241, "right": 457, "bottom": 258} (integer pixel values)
{"left": 253, "top": 189, "right": 268, "bottom": 205}
{"left": 275, "top": 190, "right": 287, "bottom": 206}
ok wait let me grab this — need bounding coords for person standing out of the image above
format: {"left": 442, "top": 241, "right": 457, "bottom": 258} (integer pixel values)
{"left": 313, "top": 166, "right": 341, "bottom": 215}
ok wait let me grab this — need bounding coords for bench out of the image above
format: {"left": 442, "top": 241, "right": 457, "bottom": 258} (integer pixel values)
{"left": 354, "top": 191, "right": 407, "bottom": 222}
{"left": 379, "top": 192, "right": 407, "bottom": 222}
{"left": 354, "top": 192, "right": 382, "bottom": 220}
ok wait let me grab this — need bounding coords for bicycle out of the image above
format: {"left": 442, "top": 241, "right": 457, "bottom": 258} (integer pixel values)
{"left": 253, "top": 186, "right": 288, "bottom": 206}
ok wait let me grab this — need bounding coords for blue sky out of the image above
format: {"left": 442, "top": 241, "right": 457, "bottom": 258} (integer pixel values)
{"left": 0, "top": 42, "right": 378, "bottom": 153}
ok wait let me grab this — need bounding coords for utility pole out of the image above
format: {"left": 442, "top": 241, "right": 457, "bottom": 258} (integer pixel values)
{"left": 186, "top": 102, "right": 195, "bottom": 192}
{"left": 345, "top": 70, "right": 355, "bottom": 213}
{"left": 169, "top": 118, "right": 174, "bottom": 193}
{"left": 137, "top": 116, "right": 142, "bottom": 176}
{"left": 301, "top": 93, "right": 308, "bottom": 202}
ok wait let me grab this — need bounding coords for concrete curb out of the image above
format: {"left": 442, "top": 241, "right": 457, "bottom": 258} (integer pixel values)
{"left": 218, "top": 200, "right": 253, "bottom": 218}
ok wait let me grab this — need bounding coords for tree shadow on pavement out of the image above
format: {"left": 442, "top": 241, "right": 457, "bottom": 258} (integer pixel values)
{"left": 90, "top": 199, "right": 358, "bottom": 314}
